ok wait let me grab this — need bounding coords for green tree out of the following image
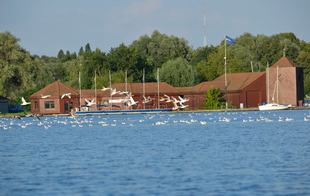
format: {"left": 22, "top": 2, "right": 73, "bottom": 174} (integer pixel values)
{"left": 103, "top": 43, "right": 146, "bottom": 82}
{"left": 131, "top": 30, "right": 193, "bottom": 81}
{"left": 57, "top": 49, "right": 65, "bottom": 59}
{"left": 85, "top": 43, "right": 92, "bottom": 53}
{"left": 192, "top": 45, "right": 218, "bottom": 83}
{"left": 78, "top": 47, "right": 84, "bottom": 56}
{"left": 159, "top": 57, "right": 196, "bottom": 87}
{"left": 296, "top": 51, "right": 310, "bottom": 95}
{"left": 203, "top": 87, "right": 224, "bottom": 109}
{"left": 82, "top": 48, "right": 106, "bottom": 89}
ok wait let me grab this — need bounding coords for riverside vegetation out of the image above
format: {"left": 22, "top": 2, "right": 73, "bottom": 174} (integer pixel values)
{"left": 1, "top": 31, "right": 309, "bottom": 108}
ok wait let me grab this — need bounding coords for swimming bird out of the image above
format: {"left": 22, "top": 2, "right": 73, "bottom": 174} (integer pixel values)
{"left": 41, "top": 94, "right": 51, "bottom": 99}
{"left": 85, "top": 99, "right": 95, "bottom": 107}
{"left": 61, "top": 93, "right": 71, "bottom": 99}
{"left": 21, "top": 97, "right": 31, "bottom": 106}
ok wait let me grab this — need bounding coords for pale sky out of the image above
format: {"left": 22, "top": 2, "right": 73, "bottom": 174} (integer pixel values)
{"left": 1, "top": 0, "right": 309, "bottom": 56}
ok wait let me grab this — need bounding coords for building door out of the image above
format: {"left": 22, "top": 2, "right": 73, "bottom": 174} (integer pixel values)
{"left": 64, "top": 101, "right": 69, "bottom": 112}
{"left": 246, "top": 91, "right": 261, "bottom": 108}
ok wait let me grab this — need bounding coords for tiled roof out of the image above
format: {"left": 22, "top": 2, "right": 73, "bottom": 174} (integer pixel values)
{"left": 0, "top": 96, "right": 10, "bottom": 102}
{"left": 29, "top": 81, "right": 78, "bottom": 98}
{"left": 111, "top": 82, "right": 179, "bottom": 94}
{"left": 193, "top": 81, "right": 225, "bottom": 92}
{"left": 212, "top": 72, "right": 265, "bottom": 91}
{"left": 270, "top": 56, "right": 298, "bottom": 68}
{"left": 80, "top": 89, "right": 109, "bottom": 96}
{"left": 175, "top": 87, "right": 194, "bottom": 93}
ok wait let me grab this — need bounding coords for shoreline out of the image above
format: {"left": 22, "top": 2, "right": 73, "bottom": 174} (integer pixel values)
{"left": 1, "top": 106, "right": 310, "bottom": 118}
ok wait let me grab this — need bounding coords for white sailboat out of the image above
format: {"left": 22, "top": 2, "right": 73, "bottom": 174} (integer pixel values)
{"left": 259, "top": 65, "right": 288, "bottom": 111}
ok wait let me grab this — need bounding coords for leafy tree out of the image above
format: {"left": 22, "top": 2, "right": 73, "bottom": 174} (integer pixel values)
{"left": 78, "top": 47, "right": 84, "bottom": 56}
{"left": 296, "top": 51, "right": 310, "bottom": 95}
{"left": 192, "top": 45, "right": 218, "bottom": 83}
{"left": 0, "top": 31, "right": 54, "bottom": 100}
{"left": 191, "top": 45, "right": 218, "bottom": 67}
{"left": 131, "top": 30, "right": 193, "bottom": 81}
{"left": 159, "top": 57, "right": 196, "bottom": 87}
{"left": 82, "top": 48, "right": 106, "bottom": 89}
{"left": 57, "top": 49, "right": 65, "bottom": 59}
{"left": 203, "top": 87, "right": 225, "bottom": 109}
{"left": 103, "top": 43, "right": 146, "bottom": 82}
{"left": 85, "top": 43, "right": 92, "bottom": 53}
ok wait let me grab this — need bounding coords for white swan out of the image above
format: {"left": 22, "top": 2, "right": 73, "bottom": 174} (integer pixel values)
{"left": 21, "top": 97, "right": 31, "bottom": 106}
{"left": 41, "top": 94, "right": 51, "bottom": 99}
{"left": 61, "top": 93, "right": 71, "bottom": 99}
{"left": 178, "top": 96, "right": 189, "bottom": 103}
{"left": 85, "top": 99, "right": 95, "bottom": 107}
{"left": 101, "top": 86, "right": 111, "bottom": 91}
{"left": 110, "top": 88, "right": 120, "bottom": 96}
{"left": 164, "top": 94, "right": 172, "bottom": 102}
{"left": 179, "top": 102, "right": 189, "bottom": 109}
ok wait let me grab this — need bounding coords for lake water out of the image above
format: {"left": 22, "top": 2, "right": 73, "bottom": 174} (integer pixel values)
{"left": 1, "top": 110, "right": 310, "bottom": 195}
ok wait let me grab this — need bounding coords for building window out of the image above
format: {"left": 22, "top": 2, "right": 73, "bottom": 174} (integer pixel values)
{"left": 65, "top": 101, "right": 69, "bottom": 112}
{"left": 45, "top": 101, "right": 55, "bottom": 109}
{"left": 34, "top": 101, "right": 38, "bottom": 110}
{"left": 70, "top": 101, "right": 73, "bottom": 110}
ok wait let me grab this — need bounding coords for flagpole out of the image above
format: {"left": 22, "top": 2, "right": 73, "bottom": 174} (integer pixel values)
{"left": 79, "top": 71, "right": 81, "bottom": 111}
{"left": 95, "top": 70, "right": 97, "bottom": 111}
{"left": 224, "top": 34, "right": 228, "bottom": 109}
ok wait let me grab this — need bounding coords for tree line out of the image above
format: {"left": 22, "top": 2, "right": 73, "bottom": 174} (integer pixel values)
{"left": 1, "top": 30, "right": 309, "bottom": 104}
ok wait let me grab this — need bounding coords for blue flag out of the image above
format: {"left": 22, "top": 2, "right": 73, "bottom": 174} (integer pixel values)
{"left": 225, "top": 35, "right": 235, "bottom": 45}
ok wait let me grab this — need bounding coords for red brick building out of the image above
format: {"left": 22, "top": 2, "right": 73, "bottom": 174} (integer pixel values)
{"left": 29, "top": 81, "right": 79, "bottom": 114}
{"left": 267, "top": 56, "right": 304, "bottom": 106}
{"left": 28, "top": 57, "right": 303, "bottom": 114}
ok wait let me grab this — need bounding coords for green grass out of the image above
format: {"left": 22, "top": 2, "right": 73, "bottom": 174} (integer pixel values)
{"left": 0, "top": 112, "right": 27, "bottom": 118}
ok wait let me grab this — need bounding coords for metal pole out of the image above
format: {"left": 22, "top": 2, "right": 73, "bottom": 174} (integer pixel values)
{"left": 95, "top": 70, "right": 97, "bottom": 111}
{"left": 157, "top": 68, "right": 160, "bottom": 109}
{"left": 79, "top": 71, "right": 81, "bottom": 111}
{"left": 277, "top": 66, "right": 279, "bottom": 103}
{"left": 109, "top": 70, "right": 112, "bottom": 111}
{"left": 266, "top": 62, "right": 269, "bottom": 103}
{"left": 224, "top": 34, "right": 228, "bottom": 109}
{"left": 143, "top": 68, "right": 145, "bottom": 110}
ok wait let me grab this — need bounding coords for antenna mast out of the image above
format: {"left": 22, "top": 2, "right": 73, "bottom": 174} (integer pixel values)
{"left": 203, "top": 5, "right": 207, "bottom": 47}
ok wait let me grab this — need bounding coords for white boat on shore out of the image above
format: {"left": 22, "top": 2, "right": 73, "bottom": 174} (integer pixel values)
{"left": 258, "top": 103, "right": 289, "bottom": 111}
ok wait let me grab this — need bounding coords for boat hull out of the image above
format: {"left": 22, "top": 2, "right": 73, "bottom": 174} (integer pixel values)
{"left": 258, "top": 103, "right": 288, "bottom": 111}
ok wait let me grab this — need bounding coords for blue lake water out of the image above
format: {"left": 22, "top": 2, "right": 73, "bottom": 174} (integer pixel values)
{"left": 1, "top": 110, "right": 310, "bottom": 195}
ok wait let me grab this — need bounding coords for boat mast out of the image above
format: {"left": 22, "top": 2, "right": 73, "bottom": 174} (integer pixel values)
{"left": 266, "top": 62, "right": 269, "bottom": 103}
{"left": 109, "top": 70, "right": 112, "bottom": 111}
{"left": 143, "top": 68, "right": 145, "bottom": 110}
{"left": 157, "top": 68, "right": 160, "bottom": 109}
{"left": 79, "top": 71, "right": 81, "bottom": 111}
{"left": 95, "top": 70, "right": 97, "bottom": 111}
{"left": 277, "top": 66, "right": 279, "bottom": 104}
{"left": 125, "top": 70, "right": 128, "bottom": 110}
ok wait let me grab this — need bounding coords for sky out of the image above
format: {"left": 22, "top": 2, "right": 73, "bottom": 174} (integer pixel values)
{"left": 1, "top": 0, "right": 309, "bottom": 57}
